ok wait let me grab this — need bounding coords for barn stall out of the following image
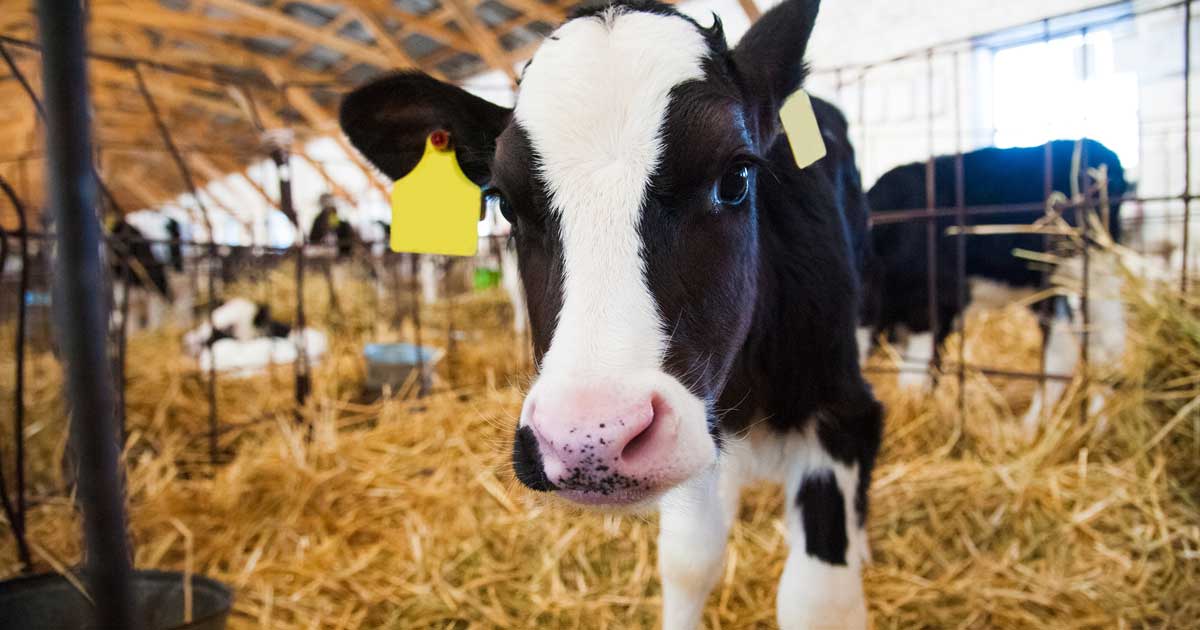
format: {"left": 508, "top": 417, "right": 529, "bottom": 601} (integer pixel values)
{"left": 0, "top": 0, "right": 1197, "bottom": 628}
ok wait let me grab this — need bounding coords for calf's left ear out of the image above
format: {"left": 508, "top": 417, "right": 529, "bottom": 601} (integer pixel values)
{"left": 731, "top": 0, "right": 821, "bottom": 144}
{"left": 339, "top": 72, "right": 512, "bottom": 185}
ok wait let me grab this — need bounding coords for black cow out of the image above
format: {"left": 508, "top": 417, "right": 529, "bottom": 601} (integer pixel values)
{"left": 862, "top": 140, "right": 1127, "bottom": 431}
{"left": 309, "top": 194, "right": 356, "bottom": 259}
{"left": 109, "top": 218, "right": 172, "bottom": 299}
{"left": 340, "top": 1, "right": 881, "bottom": 627}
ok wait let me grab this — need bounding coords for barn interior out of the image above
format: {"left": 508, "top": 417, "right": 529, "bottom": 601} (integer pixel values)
{"left": 1, "top": 0, "right": 1199, "bottom": 629}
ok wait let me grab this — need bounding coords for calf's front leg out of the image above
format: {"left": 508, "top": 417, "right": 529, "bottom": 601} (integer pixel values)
{"left": 777, "top": 427, "right": 872, "bottom": 630}
{"left": 658, "top": 461, "right": 741, "bottom": 630}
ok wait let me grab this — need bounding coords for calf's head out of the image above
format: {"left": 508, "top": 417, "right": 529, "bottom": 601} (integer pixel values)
{"left": 341, "top": 0, "right": 822, "bottom": 508}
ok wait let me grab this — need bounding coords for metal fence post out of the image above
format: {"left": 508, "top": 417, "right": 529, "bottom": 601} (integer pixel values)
{"left": 36, "top": 2, "right": 138, "bottom": 626}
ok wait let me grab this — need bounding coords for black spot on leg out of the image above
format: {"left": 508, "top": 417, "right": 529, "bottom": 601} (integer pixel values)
{"left": 796, "top": 472, "right": 848, "bottom": 566}
{"left": 512, "top": 426, "right": 556, "bottom": 492}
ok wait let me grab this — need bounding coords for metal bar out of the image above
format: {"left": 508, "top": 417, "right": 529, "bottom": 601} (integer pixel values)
{"left": 445, "top": 258, "right": 457, "bottom": 389}
{"left": 857, "top": 70, "right": 869, "bottom": 192}
{"left": 952, "top": 50, "right": 967, "bottom": 418}
{"left": 0, "top": 33, "right": 268, "bottom": 89}
{"left": 271, "top": 147, "right": 311, "bottom": 410}
{"left": 1184, "top": 0, "right": 1193, "bottom": 291}
{"left": 1039, "top": 18, "right": 1054, "bottom": 411}
{"left": 2, "top": 229, "right": 429, "bottom": 253}
{"left": 36, "top": 3, "right": 138, "bottom": 627}
{"left": 865, "top": 363, "right": 1076, "bottom": 382}
{"left": 116, "top": 259, "right": 130, "bottom": 441}
{"left": 867, "top": 194, "right": 1162, "bottom": 224}
{"left": 0, "top": 38, "right": 127, "bottom": 222}
{"left": 133, "top": 63, "right": 222, "bottom": 462}
{"left": 206, "top": 249, "right": 220, "bottom": 463}
{"left": 1079, "top": 29, "right": 1092, "bottom": 424}
{"left": 924, "top": 50, "right": 940, "bottom": 376}
{"left": 0, "top": 176, "right": 32, "bottom": 572}
{"left": 322, "top": 258, "right": 342, "bottom": 317}
{"left": 411, "top": 254, "right": 427, "bottom": 397}
{"left": 0, "top": 41, "right": 47, "bottom": 118}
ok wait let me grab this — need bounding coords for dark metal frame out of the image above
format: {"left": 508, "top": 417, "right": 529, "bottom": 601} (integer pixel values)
{"left": 35, "top": 2, "right": 137, "bottom": 627}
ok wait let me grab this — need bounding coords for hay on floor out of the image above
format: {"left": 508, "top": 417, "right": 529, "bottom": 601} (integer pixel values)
{"left": 1, "top": 258, "right": 1197, "bottom": 629}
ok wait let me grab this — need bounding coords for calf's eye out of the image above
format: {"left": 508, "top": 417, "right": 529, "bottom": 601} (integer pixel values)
{"left": 484, "top": 188, "right": 515, "bottom": 223}
{"left": 714, "top": 164, "right": 751, "bottom": 207}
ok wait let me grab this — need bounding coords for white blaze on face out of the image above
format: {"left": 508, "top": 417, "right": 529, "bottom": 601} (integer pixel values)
{"left": 515, "top": 10, "right": 709, "bottom": 377}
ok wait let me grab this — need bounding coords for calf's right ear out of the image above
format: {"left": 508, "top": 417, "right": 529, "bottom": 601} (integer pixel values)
{"left": 339, "top": 72, "right": 512, "bottom": 186}
{"left": 732, "top": 0, "right": 821, "bottom": 145}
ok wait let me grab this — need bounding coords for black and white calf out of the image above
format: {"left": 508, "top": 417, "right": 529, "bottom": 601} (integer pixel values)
{"left": 861, "top": 140, "right": 1128, "bottom": 427}
{"left": 182, "top": 297, "right": 292, "bottom": 354}
{"left": 183, "top": 297, "right": 329, "bottom": 375}
{"left": 341, "top": 1, "right": 882, "bottom": 628}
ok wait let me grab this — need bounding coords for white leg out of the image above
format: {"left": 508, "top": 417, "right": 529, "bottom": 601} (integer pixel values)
{"left": 855, "top": 327, "right": 872, "bottom": 366}
{"left": 778, "top": 433, "right": 867, "bottom": 630}
{"left": 897, "top": 331, "right": 933, "bottom": 390}
{"left": 658, "top": 460, "right": 741, "bottom": 630}
{"left": 1023, "top": 312, "right": 1079, "bottom": 436}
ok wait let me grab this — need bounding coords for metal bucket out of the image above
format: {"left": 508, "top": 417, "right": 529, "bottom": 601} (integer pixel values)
{"left": 0, "top": 570, "right": 233, "bottom": 630}
{"left": 363, "top": 342, "right": 440, "bottom": 393}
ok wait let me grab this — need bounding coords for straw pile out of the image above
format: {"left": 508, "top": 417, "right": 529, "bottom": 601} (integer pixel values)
{"left": 2, "top": 254, "right": 1198, "bottom": 629}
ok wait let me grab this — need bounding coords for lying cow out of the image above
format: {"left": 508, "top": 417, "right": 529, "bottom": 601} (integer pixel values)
{"left": 861, "top": 139, "right": 1128, "bottom": 427}
{"left": 183, "top": 297, "right": 290, "bottom": 353}
{"left": 183, "top": 297, "right": 328, "bottom": 375}
{"left": 341, "top": 1, "right": 881, "bottom": 628}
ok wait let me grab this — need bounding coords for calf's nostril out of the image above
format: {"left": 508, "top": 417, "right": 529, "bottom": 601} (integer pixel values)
{"left": 618, "top": 394, "right": 668, "bottom": 463}
{"left": 619, "top": 420, "right": 656, "bottom": 462}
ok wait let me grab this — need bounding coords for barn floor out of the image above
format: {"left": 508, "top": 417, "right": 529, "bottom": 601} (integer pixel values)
{"left": 1, "top": 264, "right": 1198, "bottom": 629}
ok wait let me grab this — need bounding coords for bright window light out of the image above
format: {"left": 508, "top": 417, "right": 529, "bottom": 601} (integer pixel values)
{"left": 989, "top": 28, "right": 1140, "bottom": 169}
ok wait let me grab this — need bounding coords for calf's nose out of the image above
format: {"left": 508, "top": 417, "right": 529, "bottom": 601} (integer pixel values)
{"left": 521, "top": 384, "right": 675, "bottom": 499}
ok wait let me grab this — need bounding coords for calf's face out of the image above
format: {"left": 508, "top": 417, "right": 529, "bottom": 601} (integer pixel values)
{"left": 341, "top": 1, "right": 821, "bottom": 508}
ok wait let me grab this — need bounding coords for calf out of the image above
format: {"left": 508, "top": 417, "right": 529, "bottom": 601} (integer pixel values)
{"left": 182, "top": 297, "right": 292, "bottom": 356}
{"left": 341, "top": 1, "right": 882, "bottom": 628}
{"left": 862, "top": 140, "right": 1127, "bottom": 426}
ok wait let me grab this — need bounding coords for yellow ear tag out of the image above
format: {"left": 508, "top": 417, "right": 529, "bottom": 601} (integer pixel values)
{"left": 779, "top": 90, "right": 827, "bottom": 169}
{"left": 389, "top": 131, "right": 480, "bottom": 257}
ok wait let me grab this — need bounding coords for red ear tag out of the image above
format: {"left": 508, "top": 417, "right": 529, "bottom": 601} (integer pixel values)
{"left": 430, "top": 129, "right": 451, "bottom": 150}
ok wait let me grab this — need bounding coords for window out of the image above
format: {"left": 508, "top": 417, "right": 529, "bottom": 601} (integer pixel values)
{"left": 978, "top": 3, "right": 1140, "bottom": 170}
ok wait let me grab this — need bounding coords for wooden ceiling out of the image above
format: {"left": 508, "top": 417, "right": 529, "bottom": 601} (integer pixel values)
{"left": 0, "top": 0, "right": 588, "bottom": 228}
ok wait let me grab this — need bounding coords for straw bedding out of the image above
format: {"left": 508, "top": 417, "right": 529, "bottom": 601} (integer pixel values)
{"left": 1, "top": 257, "right": 1197, "bottom": 629}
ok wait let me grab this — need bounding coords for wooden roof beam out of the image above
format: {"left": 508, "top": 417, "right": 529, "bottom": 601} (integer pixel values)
{"left": 261, "top": 70, "right": 390, "bottom": 200}
{"left": 440, "top": 0, "right": 518, "bottom": 84}
{"left": 351, "top": 6, "right": 423, "bottom": 73}
{"left": 89, "top": 4, "right": 270, "bottom": 40}
{"left": 355, "top": 0, "right": 475, "bottom": 52}
{"left": 200, "top": 0, "right": 393, "bottom": 68}
{"left": 503, "top": 0, "right": 567, "bottom": 25}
